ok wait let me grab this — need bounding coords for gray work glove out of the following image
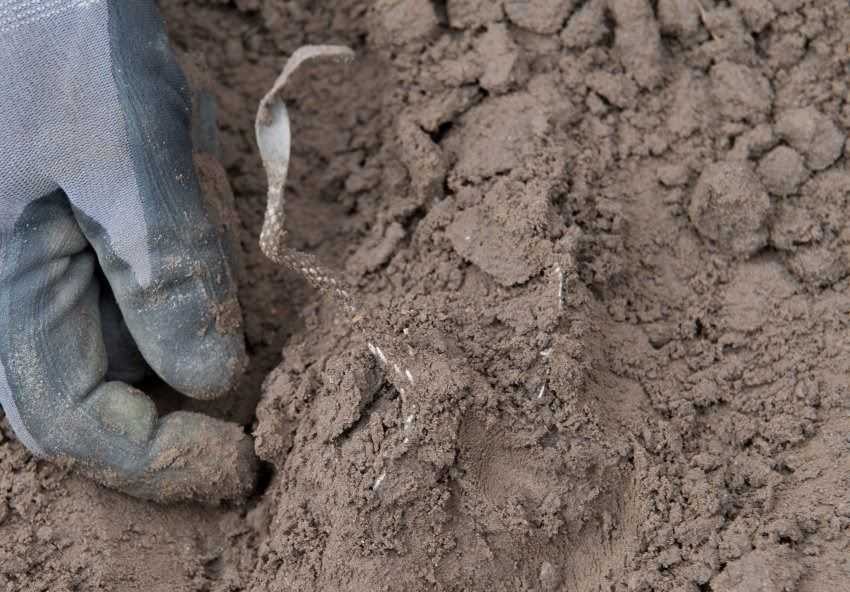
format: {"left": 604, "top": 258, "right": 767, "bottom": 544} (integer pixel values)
{"left": 0, "top": 1, "right": 258, "bottom": 503}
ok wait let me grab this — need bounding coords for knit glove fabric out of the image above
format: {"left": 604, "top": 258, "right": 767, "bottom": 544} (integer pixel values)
{"left": 0, "top": 0, "right": 257, "bottom": 503}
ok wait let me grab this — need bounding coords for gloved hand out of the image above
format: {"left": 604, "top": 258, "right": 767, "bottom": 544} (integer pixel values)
{"left": 0, "top": 1, "right": 258, "bottom": 503}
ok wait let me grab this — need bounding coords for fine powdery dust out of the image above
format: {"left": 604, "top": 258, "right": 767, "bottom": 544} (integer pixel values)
{"left": 2, "top": 0, "right": 850, "bottom": 590}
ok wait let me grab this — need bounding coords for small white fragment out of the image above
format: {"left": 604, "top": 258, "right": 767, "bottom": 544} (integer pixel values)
{"left": 407, "top": 345, "right": 415, "bottom": 356}
{"left": 540, "top": 348, "right": 553, "bottom": 358}
{"left": 375, "top": 346, "right": 387, "bottom": 364}
{"left": 537, "top": 384, "right": 546, "bottom": 399}
{"left": 403, "top": 437, "right": 409, "bottom": 444}
{"left": 403, "top": 327, "right": 410, "bottom": 336}
{"left": 405, "top": 369, "right": 415, "bottom": 385}
{"left": 368, "top": 342, "right": 377, "bottom": 356}
{"left": 372, "top": 471, "right": 386, "bottom": 490}
{"left": 555, "top": 265, "right": 564, "bottom": 312}
{"left": 394, "top": 363, "right": 402, "bottom": 375}
{"left": 404, "top": 414, "right": 415, "bottom": 428}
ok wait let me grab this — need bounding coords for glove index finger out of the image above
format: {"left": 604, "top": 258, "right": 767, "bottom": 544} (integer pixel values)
{"left": 55, "top": 0, "right": 246, "bottom": 400}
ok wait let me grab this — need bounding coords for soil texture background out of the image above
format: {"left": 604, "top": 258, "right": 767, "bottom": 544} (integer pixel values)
{"left": 2, "top": 0, "right": 850, "bottom": 590}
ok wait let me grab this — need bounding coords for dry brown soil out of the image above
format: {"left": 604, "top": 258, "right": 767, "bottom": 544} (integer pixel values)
{"left": 2, "top": 0, "right": 850, "bottom": 590}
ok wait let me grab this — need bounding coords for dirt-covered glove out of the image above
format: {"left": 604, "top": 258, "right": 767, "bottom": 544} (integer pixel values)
{"left": 0, "top": 1, "right": 257, "bottom": 503}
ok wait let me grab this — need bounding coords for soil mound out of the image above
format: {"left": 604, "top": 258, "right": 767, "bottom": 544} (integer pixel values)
{"left": 2, "top": 0, "right": 849, "bottom": 590}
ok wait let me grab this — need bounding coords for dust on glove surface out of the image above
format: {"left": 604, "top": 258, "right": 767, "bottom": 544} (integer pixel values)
{"left": 0, "top": 0, "right": 257, "bottom": 503}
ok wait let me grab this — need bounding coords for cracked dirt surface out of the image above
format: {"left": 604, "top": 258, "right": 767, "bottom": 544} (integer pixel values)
{"left": 2, "top": 0, "right": 850, "bottom": 590}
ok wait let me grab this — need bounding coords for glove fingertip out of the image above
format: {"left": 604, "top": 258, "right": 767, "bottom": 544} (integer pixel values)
{"left": 146, "top": 412, "right": 258, "bottom": 504}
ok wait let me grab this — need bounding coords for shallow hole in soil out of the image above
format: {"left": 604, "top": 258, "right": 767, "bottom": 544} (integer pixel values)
{"left": 254, "top": 460, "right": 276, "bottom": 498}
